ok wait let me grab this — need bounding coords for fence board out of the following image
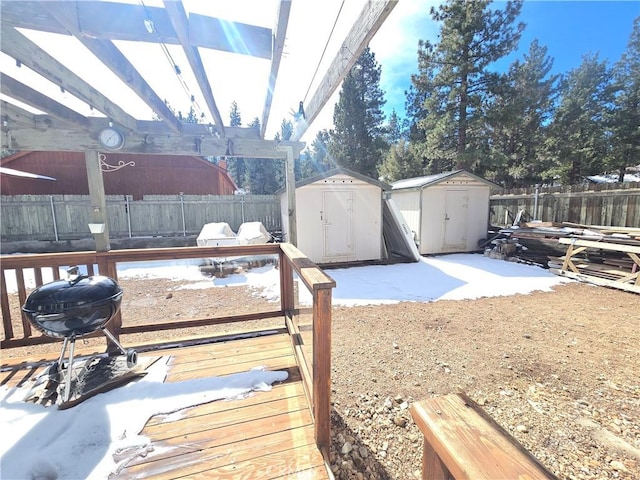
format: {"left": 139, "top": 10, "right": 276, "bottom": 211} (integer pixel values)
{"left": 490, "top": 182, "right": 640, "bottom": 227}
{"left": 1, "top": 194, "right": 282, "bottom": 241}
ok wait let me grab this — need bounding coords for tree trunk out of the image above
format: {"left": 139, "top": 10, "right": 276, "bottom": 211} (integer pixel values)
{"left": 457, "top": 46, "right": 469, "bottom": 171}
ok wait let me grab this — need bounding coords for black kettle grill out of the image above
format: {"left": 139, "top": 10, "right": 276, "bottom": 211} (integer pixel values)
{"left": 22, "top": 270, "right": 137, "bottom": 402}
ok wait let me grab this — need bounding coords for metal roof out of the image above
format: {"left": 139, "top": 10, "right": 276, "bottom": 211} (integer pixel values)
{"left": 391, "top": 170, "right": 500, "bottom": 191}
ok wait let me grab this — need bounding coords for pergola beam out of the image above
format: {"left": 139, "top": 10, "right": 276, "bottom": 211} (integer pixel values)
{"left": 0, "top": 1, "right": 273, "bottom": 60}
{"left": 292, "top": 0, "right": 398, "bottom": 141}
{"left": 1, "top": 26, "right": 138, "bottom": 131}
{"left": 1, "top": 75, "right": 89, "bottom": 128}
{"left": 0, "top": 100, "right": 39, "bottom": 131}
{"left": 163, "top": 0, "right": 225, "bottom": 135}
{"left": 41, "top": 1, "right": 183, "bottom": 134}
{"left": 2, "top": 124, "right": 304, "bottom": 159}
{"left": 260, "top": 0, "right": 292, "bottom": 139}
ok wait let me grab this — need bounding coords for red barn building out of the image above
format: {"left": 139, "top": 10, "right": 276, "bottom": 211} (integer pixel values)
{"left": 1, "top": 151, "right": 236, "bottom": 199}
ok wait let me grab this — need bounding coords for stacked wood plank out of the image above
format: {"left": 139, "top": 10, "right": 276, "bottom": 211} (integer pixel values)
{"left": 494, "top": 222, "right": 640, "bottom": 293}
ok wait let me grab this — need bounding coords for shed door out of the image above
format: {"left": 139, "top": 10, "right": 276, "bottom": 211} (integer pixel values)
{"left": 443, "top": 189, "right": 468, "bottom": 248}
{"left": 323, "top": 190, "right": 353, "bottom": 258}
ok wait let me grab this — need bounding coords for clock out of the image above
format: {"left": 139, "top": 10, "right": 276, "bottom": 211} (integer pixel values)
{"left": 98, "top": 127, "right": 125, "bottom": 150}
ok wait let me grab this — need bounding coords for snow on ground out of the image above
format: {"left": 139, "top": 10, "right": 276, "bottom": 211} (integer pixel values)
{"left": 118, "top": 253, "right": 571, "bottom": 305}
{"left": 0, "top": 359, "right": 287, "bottom": 479}
{"left": 4, "top": 253, "right": 571, "bottom": 305}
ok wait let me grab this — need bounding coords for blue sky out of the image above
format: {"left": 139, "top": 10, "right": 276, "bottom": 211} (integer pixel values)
{"left": 371, "top": 1, "right": 639, "bottom": 120}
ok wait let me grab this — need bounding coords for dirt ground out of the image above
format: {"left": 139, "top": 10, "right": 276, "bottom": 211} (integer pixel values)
{"left": 2, "top": 273, "right": 639, "bottom": 479}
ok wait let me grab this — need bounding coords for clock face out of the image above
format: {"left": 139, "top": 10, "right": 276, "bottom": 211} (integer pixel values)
{"left": 98, "top": 127, "right": 125, "bottom": 150}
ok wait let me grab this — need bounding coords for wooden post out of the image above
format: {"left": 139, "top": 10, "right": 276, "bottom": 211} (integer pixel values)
{"left": 277, "top": 145, "right": 297, "bottom": 246}
{"left": 313, "top": 286, "right": 332, "bottom": 452}
{"left": 279, "top": 248, "right": 294, "bottom": 313}
{"left": 85, "top": 150, "right": 110, "bottom": 252}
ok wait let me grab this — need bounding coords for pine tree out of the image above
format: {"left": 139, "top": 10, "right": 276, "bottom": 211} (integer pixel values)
{"left": 226, "top": 101, "right": 246, "bottom": 191}
{"left": 411, "top": 0, "right": 524, "bottom": 171}
{"left": 328, "top": 47, "right": 386, "bottom": 178}
{"left": 545, "top": 54, "right": 614, "bottom": 184}
{"left": 379, "top": 139, "right": 423, "bottom": 182}
{"left": 296, "top": 130, "right": 334, "bottom": 180}
{"left": 608, "top": 17, "right": 640, "bottom": 181}
{"left": 482, "top": 40, "right": 559, "bottom": 187}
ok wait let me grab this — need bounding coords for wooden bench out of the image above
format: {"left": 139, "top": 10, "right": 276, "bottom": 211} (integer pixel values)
{"left": 410, "top": 393, "right": 558, "bottom": 480}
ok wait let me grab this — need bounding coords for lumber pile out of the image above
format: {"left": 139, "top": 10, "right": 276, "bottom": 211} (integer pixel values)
{"left": 487, "top": 222, "right": 640, "bottom": 293}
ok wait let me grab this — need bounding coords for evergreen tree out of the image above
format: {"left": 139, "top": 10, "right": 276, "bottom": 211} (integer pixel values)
{"left": 608, "top": 17, "right": 640, "bottom": 181}
{"left": 243, "top": 118, "right": 273, "bottom": 194}
{"left": 379, "top": 139, "right": 423, "bottom": 182}
{"left": 411, "top": 0, "right": 524, "bottom": 171}
{"left": 226, "top": 101, "right": 246, "bottom": 190}
{"left": 482, "top": 40, "right": 559, "bottom": 187}
{"left": 297, "top": 130, "right": 334, "bottom": 180}
{"left": 384, "top": 109, "right": 409, "bottom": 144}
{"left": 328, "top": 47, "right": 386, "bottom": 178}
{"left": 545, "top": 54, "right": 614, "bottom": 184}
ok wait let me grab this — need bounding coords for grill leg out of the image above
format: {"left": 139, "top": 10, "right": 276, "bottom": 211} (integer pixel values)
{"left": 102, "top": 328, "right": 137, "bottom": 368}
{"left": 63, "top": 337, "right": 76, "bottom": 403}
{"left": 58, "top": 337, "right": 69, "bottom": 366}
{"left": 102, "top": 328, "right": 127, "bottom": 355}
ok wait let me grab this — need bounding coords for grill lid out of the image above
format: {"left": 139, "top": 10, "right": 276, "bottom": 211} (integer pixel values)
{"left": 23, "top": 275, "right": 123, "bottom": 315}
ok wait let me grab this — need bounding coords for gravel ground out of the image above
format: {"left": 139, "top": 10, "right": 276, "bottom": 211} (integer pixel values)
{"left": 3, "top": 273, "right": 639, "bottom": 479}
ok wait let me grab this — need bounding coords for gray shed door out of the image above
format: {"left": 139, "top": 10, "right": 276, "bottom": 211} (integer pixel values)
{"left": 323, "top": 190, "right": 353, "bottom": 258}
{"left": 444, "top": 189, "right": 468, "bottom": 248}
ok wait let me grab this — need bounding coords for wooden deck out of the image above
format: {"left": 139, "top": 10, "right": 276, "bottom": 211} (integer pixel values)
{"left": 1, "top": 332, "right": 331, "bottom": 479}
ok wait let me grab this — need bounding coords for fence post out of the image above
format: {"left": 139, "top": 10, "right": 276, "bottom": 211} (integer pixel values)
{"left": 533, "top": 185, "right": 540, "bottom": 221}
{"left": 126, "top": 194, "right": 132, "bottom": 238}
{"left": 49, "top": 195, "right": 59, "bottom": 241}
{"left": 241, "top": 193, "right": 245, "bottom": 224}
{"left": 180, "top": 192, "right": 186, "bottom": 236}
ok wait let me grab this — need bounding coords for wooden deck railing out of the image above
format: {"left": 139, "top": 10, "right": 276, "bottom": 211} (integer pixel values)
{"left": 0, "top": 243, "right": 335, "bottom": 452}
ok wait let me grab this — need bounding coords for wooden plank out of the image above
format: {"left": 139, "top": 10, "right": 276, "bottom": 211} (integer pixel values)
{"left": 0, "top": 101, "right": 37, "bottom": 133}
{"left": 144, "top": 381, "right": 306, "bottom": 428}
{"left": 0, "top": 27, "right": 137, "bottom": 131}
{"left": 551, "top": 269, "right": 640, "bottom": 294}
{"left": 165, "top": 334, "right": 292, "bottom": 367}
{"left": 313, "top": 287, "right": 332, "bottom": 452}
{"left": 167, "top": 346, "right": 294, "bottom": 375}
{"left": 119, "top": 310, "right": 284, "bottom": 335}
{"left": 143, "top": 393, "right": 309, "bottom": 441}
{"left": 293, "top": 0, "right": 398, "bottom": 140}
{"left": 135, "top": 408, "right": 314, "bottom": 465}
{"left": 122, "top": 428, "right": 321, "bottom": 479}
{"left": 0, "top": 270, "right": 14, "bottom": 340}
{"left": 410, "top": 394, "right": 557, "bottom": 480}
{"left": 42, "top": 1, "right": 183, "bottom": 134}
{"left": 163, "top": 0, "right": 224, "bottom": 134}
{"left": 34, "top": 267, "right": 43, "bottom": 287}
{"left": 261, "top": 0, "right": 292, "bottom": 138}
{"left": 167, "top": 354, "right": 297, "bottom": 382}
{"left": 85, "top": 150, "right": 111, "bottom": 251}
{"left": 0, "top": 74, "right": 89, "bottom": 128}
{"left": 15, "top": 268, "right": 32, "bottom": 337}
{"left": 1, "top": 1, "right": 273, "bottom": 59}
{"left": 277, "top": 465, "right": 330, "bottom": 479}
{"left": 558, "top": 237, "right": 640, "bottom": 254}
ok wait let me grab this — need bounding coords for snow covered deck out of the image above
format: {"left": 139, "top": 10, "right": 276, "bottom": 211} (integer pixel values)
{"left": 1, "top": 243, "right": 335, "bottom": 479}
{"left": 1, "top": 331, "right": 329, "bottom": 479}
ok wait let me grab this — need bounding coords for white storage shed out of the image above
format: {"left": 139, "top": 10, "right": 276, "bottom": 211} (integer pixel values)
{"left": 280, "top": 168, "right": 389, "bottom": 264}
{"left": 390, "top": 170, "right": 499, "bottom": 255}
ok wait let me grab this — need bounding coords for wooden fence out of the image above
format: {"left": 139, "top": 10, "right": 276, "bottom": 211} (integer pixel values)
{"left": 0, "top": 194, "right": 282, "bottom": 242}
{"left": 490, "top": 182, "right": 640, "bottom": 227}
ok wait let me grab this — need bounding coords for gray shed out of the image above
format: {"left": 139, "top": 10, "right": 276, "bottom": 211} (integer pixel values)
{"left": 389, "top": 170, "right": 499, "bottom": 255}
{"left": 280, "top": 168, "right": 390, "bottom": 264}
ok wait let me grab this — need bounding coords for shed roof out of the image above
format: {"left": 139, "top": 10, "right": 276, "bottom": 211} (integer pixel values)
{"left": 391, "top": 170, "right": 500, "bottom": 191}
{"left": 291, "top": 167, "right": 391, "bottom": 191}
